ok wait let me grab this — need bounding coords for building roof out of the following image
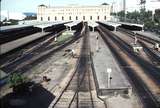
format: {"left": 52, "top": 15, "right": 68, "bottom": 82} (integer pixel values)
{"left": 48, "top": 4, "right": 110, "bottom": 9}
{"left": 101, "top": 3, "right": 109, "bottom": 5}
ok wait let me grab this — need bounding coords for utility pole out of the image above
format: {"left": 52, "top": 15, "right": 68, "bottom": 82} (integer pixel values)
{"left": 48, "top": 0, "right": 51, "bottom": 7}
{"left": 150, "top": 0, "right": 160, "bottom": 21}
{"left": 112, "top": 0, "right": 116, "bottom": 21}
{"left": 7, "top": 10, "right": 9, "bottom": 21}
{"left": 140, "top": 0, "right": 146, "bottom": 11}
{"left": 123, "top": 0, "right": 126, "bottom": 21}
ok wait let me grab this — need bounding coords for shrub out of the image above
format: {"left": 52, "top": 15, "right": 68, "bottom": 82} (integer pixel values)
{"left": 9, "top": 73, "right": 27, "bottom": 88}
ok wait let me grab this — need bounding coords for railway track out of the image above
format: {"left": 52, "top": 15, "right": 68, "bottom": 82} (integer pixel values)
{"left": 98, "top": 26, "right": 160, "bottom": 108}
{"left": 52, "top": 25, "right": 95, "bottom": 108}
{"left": 0, "top": 30, "right": 64, "bottom": 67}
{"left": 100, "top": 26, "right": 160, "bottom": 86}
{"left": 117, "top": 28, "right": 160, "bottom": 64}
{"left": 0, "top": 30, "right": 65, "bottom": 71}
{"left": 0, "top": 27, "right": 83, "bottom": 87}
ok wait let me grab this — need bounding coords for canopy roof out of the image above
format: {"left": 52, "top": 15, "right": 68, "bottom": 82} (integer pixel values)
{"left": 0, "top": 24, "right": 32, "bottom": 31}
{"left": 88, "top": 21, "right": 99, "bottom": 27}
{"left": 1, "top": 21, "right": 69, "bottom": 31}
{"left": 100, "top": 21, "right": 121, "bottom": 28}
{"left": 64, "top": 21, "right": 81, "bottom": 27}
{"left": 118, "top": 22, "right": 144, "bottom": 27}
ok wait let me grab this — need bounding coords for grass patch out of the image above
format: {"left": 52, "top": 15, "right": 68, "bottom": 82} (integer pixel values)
{"left": 56, "top": 33, "right": 73, "bottom": 45}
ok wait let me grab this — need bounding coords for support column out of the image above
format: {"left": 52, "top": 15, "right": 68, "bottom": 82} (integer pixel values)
{"left": 134, "top": 36, "right": 137, "bottom": 45}
{"left": 42, "top": 28, "right": 44, "bottom": 33}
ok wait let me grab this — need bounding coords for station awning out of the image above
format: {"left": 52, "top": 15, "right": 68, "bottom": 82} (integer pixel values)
{"left": 34, "top": 24, "right": 53, "bottom": 29}
{"left": 64, "top": 21, "right": 81, "bottom": 27}
{"left": 118, "top": 22, "right": 144, "bottom": 28}
{"left": 88, "top": 21, "right": 99, "bottom": 27}
{"left": 101, "top": 21, "right": 121, "bottom": 28}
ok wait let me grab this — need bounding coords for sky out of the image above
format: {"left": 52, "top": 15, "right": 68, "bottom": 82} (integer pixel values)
{"left": 1, "top": 0, "right": 160, "bottom": 13}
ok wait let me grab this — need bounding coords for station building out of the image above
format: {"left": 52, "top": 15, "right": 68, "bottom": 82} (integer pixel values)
{"left": 37, "top": 4, "right": 111, "bottom": 22}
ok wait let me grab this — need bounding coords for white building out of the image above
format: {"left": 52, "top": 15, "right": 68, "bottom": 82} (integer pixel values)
{"left": 37, "top": 4, "right": 111, "bottom": 22}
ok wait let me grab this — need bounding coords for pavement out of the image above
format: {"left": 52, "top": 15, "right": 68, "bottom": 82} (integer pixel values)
{"left": 89, "top": 31, "right": 131, "bottom": 95}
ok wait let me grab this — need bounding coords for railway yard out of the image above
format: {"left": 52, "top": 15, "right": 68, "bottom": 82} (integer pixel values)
{"left": 0, "top": 21, "right": 160, "bottom": 108}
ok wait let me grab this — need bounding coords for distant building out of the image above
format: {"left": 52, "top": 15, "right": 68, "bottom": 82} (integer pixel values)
{"left": 37, "top": 4, "right": 111, "bottom": 21}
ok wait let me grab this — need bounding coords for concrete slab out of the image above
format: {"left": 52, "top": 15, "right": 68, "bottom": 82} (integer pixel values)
{"left": 90, "top": 32, "right": 131, "bottom": 96}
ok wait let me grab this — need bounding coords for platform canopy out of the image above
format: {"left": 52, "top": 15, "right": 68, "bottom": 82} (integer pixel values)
{"left": 34, "top": 23, "right": 53, "bottom": 29}
{"left": 88, "top": 21, "right": 99, "bottom": 28}
{"left": 33, "top": 21, "right": 69, "bottom": 32}
{"left": 34, "top": 21, "right": 68, "bottom": 29}
{"left": 0, "top": 24, "right": 32, "bottom": 31}
{"left": 1, "top": 21, "right": 69, "bottom": 32}
{"left": 118, "top": 22, "right": 144, "bottom": 28}
{"left": 64, "top": 21, "right": 81, "bottom": 27}
{"left": 101, "top": 21, "right": 121, "bottom": 28}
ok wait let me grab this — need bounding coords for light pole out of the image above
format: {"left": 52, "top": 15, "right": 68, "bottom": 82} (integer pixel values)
{"left": 107, "top": 68, "right": 112, "bottom": 88}
{"left": 96, "top": 35, "right": 99, "bottom": 52}
{"left": 134, "top": 33, "right": 138, "bottom": 45}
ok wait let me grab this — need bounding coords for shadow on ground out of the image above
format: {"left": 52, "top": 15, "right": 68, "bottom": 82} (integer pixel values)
{"left": 1, "top": 83, "right": 55, "bottom": 108}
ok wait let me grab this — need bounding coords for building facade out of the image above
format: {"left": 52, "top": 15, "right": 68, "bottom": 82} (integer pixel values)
{"left": 37, "top": 4, "right": 111, "bottom": 21}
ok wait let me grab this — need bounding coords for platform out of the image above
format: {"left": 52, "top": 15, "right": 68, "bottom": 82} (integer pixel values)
{"left": 90, "top": 32, "right": 131, "bottom": 96}
{"left": 0, "top": 32, "right": 50, "bottom": 55}
{"left": 135, "top": 31, "right": 160, "bottom": 42}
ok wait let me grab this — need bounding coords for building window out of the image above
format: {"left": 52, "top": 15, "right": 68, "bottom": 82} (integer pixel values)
{"left": 55, "top": 16, "right": 57, "bottom": 21}
{"left": 62, "top": 16, "right": 64, "bottom": 20}
{"left": 104, "top": 16, "right": 106, "bottom": 20}
{"left": 76, "top": 16, "right": 78, "bottom": 20}
{"left": 48, "top": 17, "right": 50, "bottom": 21}
{"left": 41, "top": 17, "right": 43, "bottom": 21}
{"left": 69, "top": 16, "right": 71, "bottom": 20}
{"left": 90, "top": 16, "right": 92, "bottom": 20}
{"left": 83, "top": 16, "right": 85, "bottom": 20}
{"left": 97, "top": 16, "right": 99, "bottom": 20}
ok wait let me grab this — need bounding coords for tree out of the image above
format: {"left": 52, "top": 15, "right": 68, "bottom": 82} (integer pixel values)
{"left": 117, "top": 10, "right": 125, "bottom": 21}
{"left": 155, "top": 9, "right": 160, "bottom": 23}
